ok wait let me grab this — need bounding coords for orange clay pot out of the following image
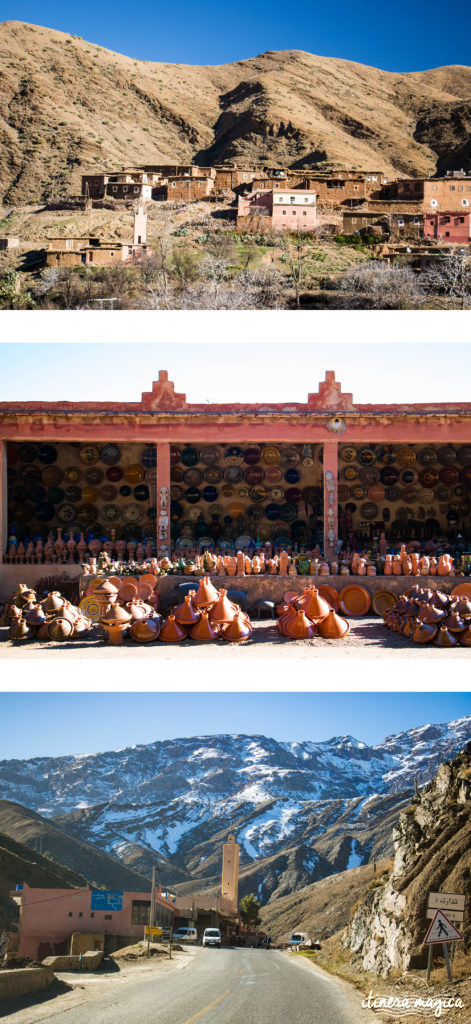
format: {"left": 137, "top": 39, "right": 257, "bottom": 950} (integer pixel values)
{"left": 317, "top": 609, "right": 350, "bottom": 639}
{"left": 174, "top": 595, "right": 201, "bottom": 626}
{"left": 9, "top": 618, "right": 29, "bottom": 640}
{"left": 100, "top": 603, "right": 132, "bottom": 645}
{"left": 47, "top": 616, "right": 74, "bottom": 642}
{"left": 284, "top": 609, "right": 317, "bottom": 640}
{"left": 41, "top": 591, "right": 65, "bottom": 615}
{"left": 412, "top": 621, "right": 437, "bottom": 644}
{"left": 118, "top": 580, "right": 138, "bottom": 603}
{"left": 418, "top": 604, "right": 446, "bottom": 625}
{"left": 433, "top": 625, "right": 458, "bottom": 648}
{"left": 298, "top": 587, "right": 330, "bottom": 622}
{"left": 442, "top": 611, "right": 466, "bottom": 633}
{"left": 25, "top": 604, "right": 47, "bottom": 627}
{"left": 93, "top": 580, "right": 119, "bottom": 602}
{"left": 158, "top": 615, "right": 187, "bottom": 643}
{"left": 130, "top": 618, "right": 161, "bottom": 643}
{"left": 192, "top": 576, "right": 220, "bottom": 608}
{"left": 223, "top": 610, "right": 253, "bottom": 642}
{"left": 402, "top": 617, "right": 417, "bottom": 638}
{"left": 209, "top": 589, "right": 237, "bottom": 625}
{"left": 277, "top": 604, "right": 298, "bottom": 636}
{"left": 189, "top": 610, "right": 218, "bottom": 642}
{"left": 459, "top": 625, "right": 471, "bottom": 647}
{"left": 125, "top": 599, "right": 153, "bottom": 621}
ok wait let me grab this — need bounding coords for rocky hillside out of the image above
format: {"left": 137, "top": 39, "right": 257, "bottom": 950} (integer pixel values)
{"left": 0, "top": 719, "right": 469, "bottom": 904}
{"left": 1, "top": 21, "right": 470, "bottom": 203}
{"left": 346, "top": 746, "right": 471, "bottom": 975}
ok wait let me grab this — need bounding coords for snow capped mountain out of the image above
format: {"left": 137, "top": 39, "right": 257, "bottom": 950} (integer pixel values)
{"left": 0, "top": 717, "right": 469, "bottom": 901}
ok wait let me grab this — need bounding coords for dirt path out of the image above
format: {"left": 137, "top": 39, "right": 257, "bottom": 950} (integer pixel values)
{"left": 1, "top": 619, "right": 470, "bottom": 659}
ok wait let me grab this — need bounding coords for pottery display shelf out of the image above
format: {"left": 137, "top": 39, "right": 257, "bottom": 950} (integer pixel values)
{"left": 383, "top": 585, "right": 471, "bottom": 648}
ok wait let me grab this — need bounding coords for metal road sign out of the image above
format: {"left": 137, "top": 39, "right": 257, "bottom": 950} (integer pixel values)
{"left": 427, "top": 892, "right": 466, "bottom": 922}
{"left": 424, "top": 910, "right": 463, "bottom": 946}
{"left": 144, "top": 926, "right": 163, "bottom": 938}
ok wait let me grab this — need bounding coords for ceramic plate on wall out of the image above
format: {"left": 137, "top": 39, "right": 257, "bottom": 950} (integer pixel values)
{"left": 282, "top": 447, "right": 301, "bottom": 466}
{"left": 285, "top": 487, "right": 302, "bottom": 504}
{"left": 417, "top": 447, "right": 437, "bottom": 466}
{"left": 77, "top": 503, "right": 98, "bottom": 524}
{"left": 202, "top": 486, "right": 218, "bottom": 503}
{"left": 358, "top": 447, "right": 376, "bottom": 466}
{"left": 200, "top": 445, "right": 220, "bottom": 466}
{"left": 100, "top": 444, "right": 121, "bottom": 465}
{"left": 396, "top": 447, "right": 416, "bottom": 467}
{"left": 337, "top": 485, "right": 351, "bottom": 502}
{"left": 103, "top": 504, "right": 121, "bottom": 521}
{"left": 439, "top": 465, "right": 459, "bottom": 486}
{"left": 37, "top": 444, "right": 57, "bottom": 465}
{"left": 203, "top": 466, "right": 223, "bottom": 483}
{"left": 42, "top": 466, "right": 64, "bottom": 488}
{"left": 343, "top": 466, "right": 357, "bottom": 481}
{"left": 224, "top": 446, "right": 244, "bottom": 465}
{"left": 181, "top": 447, "right": 199, "bottom": 467}
{"left": 184, "top": 488, "right": 201, "bottom": 505}
{"left": 18, "top": 444, "right": 37, "bottom": 463}
{"left": 57, "top": 503, "right": 77, "bottom": 523}
{"left": 457, "top": 446, "right": 471, "bottom": 466}
{"left": 65, "top": 466, "right": 82, "bottom": 483}
{"left": 360, "top": 501, "right": 378, "bottom": 520}
{"left": 265, "top": 467, "right": 283, "bottom": 484}
{"left": 244, "top": 447, "right": 261, "bottom": 465}
{"left": 359, "top": 466, "right": 381, "bottom": 486}
{"left": 249, "top": 486, "right": 267, "bottom": 504}
{"left": 134, "top": 485, "right": 150, "bottom": 502}
{"left": 224, "top": 466, "right": 244, "bottom": 484}
{"left": 123, "top": 504, "right": 143, "bottom": 523}
{"left": 79, "top": 445, "right": 100, "bottom": 465}
{"left": 124, "top": 464, "right": 145, "bottom": 484}
{"left": 20, "top": 465, "right": 41, "bottom": 484}
{"left": 340, "top": 446, "right": 357, "bottom": 463}
{"left": 437, "top": 445, "right": 456, "bottom": 466}
{"left": 245, "top": 466, "right": 265, "bottom": 485}
{"left": 183, "top": 468, "right": 203, "bottom": 487}
{"left": 140, "top": 447, "right": 157, "bottom": 468}
{"left": 84, "top": 467, "right": 104, "bottom": 486}
{"left": 261, "top": 446, "right": 280, "bottom": 465}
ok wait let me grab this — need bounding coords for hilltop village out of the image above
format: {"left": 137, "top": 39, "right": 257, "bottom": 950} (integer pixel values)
{"left": 1, "top": 161, "right": 470, "bottom": 308}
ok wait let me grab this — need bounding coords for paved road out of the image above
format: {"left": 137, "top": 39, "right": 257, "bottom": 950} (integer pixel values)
{"left": 5, "top": 949, "right": 376, "bottom": 1024}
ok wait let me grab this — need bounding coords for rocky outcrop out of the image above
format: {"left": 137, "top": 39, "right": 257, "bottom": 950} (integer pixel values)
{"left": 346, "top": 746, "right": 471, "bottom": 975}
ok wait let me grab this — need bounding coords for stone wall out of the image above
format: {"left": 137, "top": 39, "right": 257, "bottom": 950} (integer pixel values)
{"left": 0, "top": 967, "right": 56, "bottom": 1001}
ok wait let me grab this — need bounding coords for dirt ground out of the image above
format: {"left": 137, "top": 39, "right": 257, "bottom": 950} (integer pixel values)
{"left": 1, "top": 617, "right": 471, "bottom": 659}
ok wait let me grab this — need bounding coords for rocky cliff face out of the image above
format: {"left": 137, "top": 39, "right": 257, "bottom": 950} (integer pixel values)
{"left": 346, "top": 746, "right": 471, "bottom": 975}
{"left": 1, "top": 21, "right": 470, "bottom": 203}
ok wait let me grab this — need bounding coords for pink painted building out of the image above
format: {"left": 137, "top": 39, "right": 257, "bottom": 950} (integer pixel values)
{"left": 237, "top": 189, "right": 317, "bottom": 231}
{"left": 424, "top": 211, "right": 471, "bottom": 243}
{"left": 15, "top": 884, "right": 174, "bottom": 961}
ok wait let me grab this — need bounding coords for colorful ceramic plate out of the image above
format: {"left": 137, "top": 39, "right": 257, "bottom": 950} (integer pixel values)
{"left": 42, "top": 466, "right": 64, "bottom": 488}
{"left": 243, "top": 465, "right": 264, "bottom": 485}
{"left": 457, "top": 446, "right": 471, "bottom": 466}
{"left": 396, "top": 447, "right": 416, "bottom": 467}
{"left": 303, "top": 457, "right": 314, "bottom": 467}
{"left": 20, "top": 464, "right": 41, "bottom": 484}
{"left": 451, "top": 583, "right": 471, "bottom": 599}
{"left": 249, "top": 486, "right": 267, "bottom": 504}
{"left": 343, "top": 466, "right": 357, "bottom": 481}
{"left": 79, "top": 596, "right": 102, "bottom": 623}
{"left": 140, "top": 446, "right": 157, "bottom": 468}
{"left": 282, "top": 447, "right": 301, "bottom": 466}
{"left": 224, "top": 466, "right": 244, "bottom": 484}
{"left": 385, "top": 485, "right": 401, "bottom": 502}
{"left": 262, "top": 446, "right": 280, "bottom": 465}
{"left": 170, "top": 465, "right": 185, "bottom": 483}
{"left": 439, "top": 465, "right": 459, "bottom": 486}
{"left": 339, "top": 584, "right": 371, "bottom": 617}
{"left": 360, "top": 501, "right": 378, "bottom": 520}
{"left": 203, "top": 466, "right": 223, "bottom": 484}
{"left": 419, "top": 467, "right": 439, "bottom": 487}
{"left": 77, "top": 503, "right": 98, "bottom": 524}
{"left": 352, "top": 485, "right": 366, "bottom": 500}
{"left": 202, "top": 486, "right": 218, "bottom": 503}
{"left": 377, "top": 445, "right": 397, "bottom": 465}
{"left": 124, "top": 464, "right": 145, "bottom": 484}
{"left": 227, "top": 501, "right": 245, "bottom": 518}
{"left": 435, "top": 485, "right": 451, "bottom": 501}
{"left": 400, "top": 469, "right": 418, "bottom": 485}
{"left": 284, "top": 468, "right": 300, "bottom": 484}
{"left": 171, "top": 485, "right": 184, "bottom": 501}
{"left": 181, "top": 447, "right": 199, "bottom": 467}
{"left": 184, "top": 488, "right": 201, "bottom": 505}
{"left": 417, "top": 447, "right": 437, "bottom": 466}
{"left": 340, "top": 446, "right": 357, "bottom": 463}
{"left": 285, "top": 487, "right": 302, "bottom": 504}
{"left": 200, "top": 445, "right": 220, "bottom": 465}
{"left": 224, "top": 446, "right": 244, "bottom": 465}
{"left": 208, "top": 504, "right": 223, "bottom": 517}
{"left": 106, "top": 466, "right": 122, "bottom": 483}
{"left": 338, "top": 485, "right": 351, "bottom": 502}
{"left": 81, "top": 485, "right": 98, "bottom": 503}
{"left": 380, "top": 466, "right": 399, "bottom": 486}
{"left": 37, "top": 444, "right": 57, "bottom": 465}
{"left": 237, "top": 487, "right": 249, "bottom": 498}
{"left": 280, "top": 502, "right": 297, "bottom": 522}
{"left": 18, "top": 444, "right": 37, "bottom": 463}
{"left": 102, "top": 504, "right": 121, "bottom": 521}
{"left": 85, "top": 467, "right": 104, "bottom": 486}
{"left": 64, "top": 467, "right": 81, "bottom": 485}
{"left": 437, "top": 445, "right": 456, "bottom": 466}
{"left": 368, "top": 484, "right": 385, "bottom": 502}
{"left": 418, "top": 488, "right": 435, "bottom": 504}
{"left": 371, "top": 590, "right": 397, "bottom": 616}
{"left": 266, "top": 503, "right": 282, "bottom": 520}
{"left": 57, "top": 503, "right": 77, "bottom": 523}
{"left": 101, "top": 484, "right": 117, "bottom": 501}
{"left": 243, "top": 447, "right": 261, "bottom": 465}
{"left": 183, "top": 468, "right": 203, "bottom": 487}
{"left": 119, "top": 485, "right": 132, "bottom": 497}
{"left": 402, "top": 486, "right": 419, "bottom": 502}
{"left": 265, "top": 467, "right": 283, "bottom": 484}
{"left": 221, "top": 484, "right": 235, "bottom": 497}
{"left": 123, "top": 503, "right": 143, "bottom": 522}
{"left": 268, "top": 486, "right": 285, "bottom": 501}
{"left": 317, "top": 585, "right": 340, "bottom": 611}
{"left": 359, "top": 466, "right": 381, "bottom": 486}
{"left": 100, "top": 444, "right": 121, "bottom": 465}
{"left": 358, "top": 447, "right": 376, "bottom": 466}
{"left": 79, "top": 445, "right": 100, "bottom": 465}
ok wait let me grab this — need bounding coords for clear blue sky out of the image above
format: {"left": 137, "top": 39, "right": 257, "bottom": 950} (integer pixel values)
{"left": 1, "top": 343, "right": 471, "bottom": 406}
{"left": 0, "top": 692, "right": 469, "bottom": 760}
{"left": 3, "top": 6, "right": 470, "bottom": 71}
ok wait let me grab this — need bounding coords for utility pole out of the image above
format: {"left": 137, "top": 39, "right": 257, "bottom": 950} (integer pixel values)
{"left": 147, "top": 866, "right": 156, "bottom": 957}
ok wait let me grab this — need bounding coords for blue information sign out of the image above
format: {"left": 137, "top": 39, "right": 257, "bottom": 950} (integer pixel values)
{"left": 91, "top": 890, "right": 123, "bottom": 911}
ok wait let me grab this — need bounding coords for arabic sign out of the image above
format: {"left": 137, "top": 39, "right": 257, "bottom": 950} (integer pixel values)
{"left": 424, "top": 910, "right": 463, "bottom": 945}
{"left": 427, "top": 892, "right": 466, "bottom": 922}
{"left": 144, "top": 926, "right": 163, "bottom": 938}
{"left": 90, "top": 890, "right": 123, "bottom": 911}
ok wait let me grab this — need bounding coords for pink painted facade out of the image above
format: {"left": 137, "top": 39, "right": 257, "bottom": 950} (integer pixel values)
{"left": 237, "top": 189, "right": 317, "bottom": 231}
{"left": 16, "top": 884, "right": 174, "bottom": 961}
{"left": 424, "top": 211, "right": 471, "bottom": 242}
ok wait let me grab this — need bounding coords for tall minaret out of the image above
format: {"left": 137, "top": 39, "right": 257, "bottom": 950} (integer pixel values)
{"left": 221, "top": 834, "right": 239, "bottom": 913}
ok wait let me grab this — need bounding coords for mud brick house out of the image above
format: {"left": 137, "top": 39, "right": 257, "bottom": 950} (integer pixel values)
{"left": 45, "top": 236, "right": 149, "bottom": 268}
{"left": 163, "top": 176, "right": 215, "bottom": 201}
{"left": 424, "top": 211, "right": 471, "bottom": 243}
{"left": 14, "top": 884, "right": 174, "bottom": 961}
{"left": 82, "top": 172, "right": 155, "bottom": 201}
{"left": 343, "top": 209, "right": 423, "bottom": 240}
{"left": 392, "top": 176, "right": 471, "bottom": 213}
{"left": 237, "top": 189, "right": 316, "bottom": 231}
{"left": 252, "top": 176, "right": 303, "bottom": 191}
{"left": 213, "top": 166, "right": 259, "bottom": 190}
{"left": 297, "top": 171, "right": 387, "bottom": 206}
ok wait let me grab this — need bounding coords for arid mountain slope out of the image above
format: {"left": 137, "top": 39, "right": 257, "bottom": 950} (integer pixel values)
{"left": 1, "top": 21, "right": 470, "bottom": 203}
{"left": 0, "top": 829, "right": 86, "bottom": 933}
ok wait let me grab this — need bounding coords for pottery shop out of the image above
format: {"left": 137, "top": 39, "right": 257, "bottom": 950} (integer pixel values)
{"left": 1, "top": 369, "right": 471, "bottom": 599}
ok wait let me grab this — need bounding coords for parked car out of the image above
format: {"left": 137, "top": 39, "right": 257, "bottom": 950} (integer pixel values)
{"left": 173, "top": 927, "right": 198, "bottom": 944}
{"left": 202, "top": 928, "right": 222, "bottom": 948}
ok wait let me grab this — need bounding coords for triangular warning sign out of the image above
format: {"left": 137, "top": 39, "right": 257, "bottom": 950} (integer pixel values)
{"left": 424, "top": 909, "right": 463, "bottom": 945}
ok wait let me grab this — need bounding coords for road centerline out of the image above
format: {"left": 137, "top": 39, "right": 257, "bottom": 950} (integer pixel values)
{"left": 181, "top": 987, "right": 231, "bottom": 1024}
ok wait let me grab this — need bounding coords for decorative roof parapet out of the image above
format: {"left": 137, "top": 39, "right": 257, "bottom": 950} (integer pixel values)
{"left": 307, "top": 371, "right": 355, "bottom": 411}
{"left": 141, "top": 370, "right": 188, "bottom": 410}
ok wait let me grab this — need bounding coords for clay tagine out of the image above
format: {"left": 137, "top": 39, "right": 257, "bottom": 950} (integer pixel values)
{"left": 284, "top": 609, "right": 317, "bottom": 640}
{"left": 130, "top": 618, "right": 161, "bottom": 644}
{"left": 222, "top": 610, "right": 253, "bottom": 642}
{"left": 9, "top": 618, "right": 30, "bottom": 641}
{"left": 208, "top": 589, "right": 237, "bottom": 625}
{"left": 298, "top": 587, "right": 330, "bottom": 623}
{"left": 100, "top": 603, "right": 132, "bottom": 645}
{"left": 433, "top": 625, "right": 458, "bottom": 648}
{"left": 174, "top": 595, "right": 201, "bottom": 626}
{"left": 192, "top": 576, "right": 220, "bottom": 609}
{"left": 47, "top": 617, "right": 74, "bottom": 642}
{"left": 190, "top": 610, "right": 218, "bottom": 642}
{"left": 41, "top": 591, "right": 65, "bottom": 616}
{"left": 158, "top": 615, "right": 187, "bottom": 643}
{"left": 317, "top": 609, "right": 350, "bottom": 640}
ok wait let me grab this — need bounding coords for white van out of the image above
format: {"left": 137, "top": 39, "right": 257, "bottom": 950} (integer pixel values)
{"left": 289, "top": 932, "right": 311, "bottom": 948}
{"left": 202, "top": 928, "right": 222, "bottom": 948}
{"left": 173, "top": 927, "right": 198, "bottom": 944}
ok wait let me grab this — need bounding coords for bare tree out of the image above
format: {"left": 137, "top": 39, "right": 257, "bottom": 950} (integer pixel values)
{"left": 334, "top": 261, "right": 424, "bottom": 309}
{"left": 277, "top": 232, "right": 313, "bottom": 309}
{"left": 422, "top": 251, "right": 471, "bottom": 309}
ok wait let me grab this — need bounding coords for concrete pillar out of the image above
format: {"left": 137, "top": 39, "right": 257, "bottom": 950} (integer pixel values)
{"left": 156, "top": 442, "right": 171, "bottom": 558}
{"left": 0, "top": 441, "right": 8, "bottom": 558}
{"left": 323, "top": 441, "right": 338, "bottom": 561}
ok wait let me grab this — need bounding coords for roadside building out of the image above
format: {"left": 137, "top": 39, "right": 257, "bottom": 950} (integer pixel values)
{"left": 14, "top": 884, "right": 175, "bottom": 961}
{"left": 163, "top": 176, "right": 215, "bottom": 201}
